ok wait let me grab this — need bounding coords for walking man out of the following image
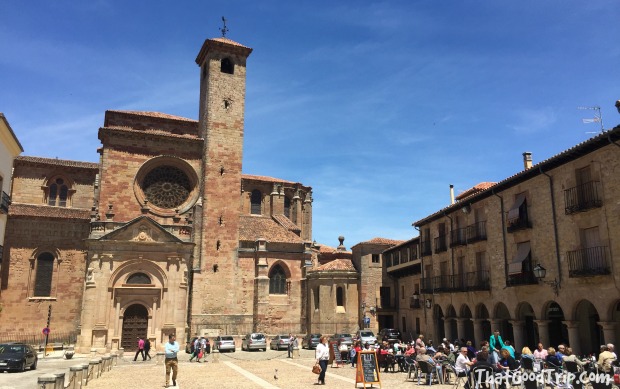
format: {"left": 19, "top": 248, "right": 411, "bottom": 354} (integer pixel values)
{"left": 288, "top": 333, "right": 295, "bottom": 358}
{"left": 133, "top": 337, "right": 145, "bottom": 361}
{"left": 164, "top": 334, "right": 179, "bottom": 388}
{"left": 144, "top": 338, "right": 152, "bottom": 360}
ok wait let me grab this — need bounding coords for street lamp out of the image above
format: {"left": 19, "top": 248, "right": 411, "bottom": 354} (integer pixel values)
{"left": 533, "top": 264, "right": 560, "bottom": 296}
{"left": 412, "top": 292, "right": 420, "bottom": 308}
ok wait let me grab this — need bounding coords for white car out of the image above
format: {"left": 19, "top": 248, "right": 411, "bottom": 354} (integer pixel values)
{"left": 357, "top": 330, "right": 377, "bottom": 345}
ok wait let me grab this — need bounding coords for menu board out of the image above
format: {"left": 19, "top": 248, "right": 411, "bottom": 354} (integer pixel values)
{"left": 329, "top": 341, "right": 343, "bottom": 366}
{"left": 355, "top": 350, "right": 381, "bottom": 388}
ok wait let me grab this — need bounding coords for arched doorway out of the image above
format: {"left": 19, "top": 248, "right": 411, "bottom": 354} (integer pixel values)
{"left": 446, "top": 305, "right": 458, "bottom": 342}
{"left": 546, "top": 302, "right": 568, "bottom": 347}
{"left": 434, "top": 305, "right": 445, "bottom": 342}
{"left": 575, "top": 300, "right": 601, "bottom": 355}
{"left": 494, "top": 302, "right": 514, "bottom": 343}
{"left": 121, "top": 304, "right": 148, "bottom": 351}
{"left": 476, "top": 303, "right": 492, "bottom": 344}
{"left": 460, "top": 305, "right": 475, "bottom": 343}
{"left": 517, "top": 302, "right": 537, "bottom": 349}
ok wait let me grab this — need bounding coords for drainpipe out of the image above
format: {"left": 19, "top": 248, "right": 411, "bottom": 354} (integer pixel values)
{"left": 414, "top": 225, "right": 429, "bottom": 330}
{"left": 442, "top": 211, "right": 455, "bottom": 283}
{"left": 539, "top": 167, "right": 562, "bottom": 285}
{"left": 492, "top": 189, "right": 509, "bottom": 287}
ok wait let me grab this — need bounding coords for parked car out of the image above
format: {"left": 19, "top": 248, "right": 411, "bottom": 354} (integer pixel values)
{"left": 356, "top": 330, "right": 377, "bottom": 345}
{"left": 213, "top": 336, "right": 236, "bottom": 352}
{"left": 378, "top": 328, "right": 402, "bottom": 344}
{"left": 0, "top": 343, "right": 38, "bottom": 372}
{"left": 241, "top": 333, "right": 267, "bottom": 352}
{"left": 269, "top": 334, "right": 291, "bottom": 350}
{"left": 329, "top": 333, "right": 353, "bottom": 348}
{"left": 302, "top": 333, "right": 322, "bottom": 349}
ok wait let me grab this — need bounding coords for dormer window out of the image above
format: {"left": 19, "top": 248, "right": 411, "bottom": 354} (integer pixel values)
{"left": 221, "top": 58, "right": 234, "bottom": 74}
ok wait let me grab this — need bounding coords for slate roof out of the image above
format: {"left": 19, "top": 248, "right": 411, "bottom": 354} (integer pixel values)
{"left": 238, "top": 215, "right": 305, "bottom": 243}
{"left": 10, "top": 203, "right": 91, "bottom": 220}
{"left": 14, "top": 156, "right": 99, "bottom": 170}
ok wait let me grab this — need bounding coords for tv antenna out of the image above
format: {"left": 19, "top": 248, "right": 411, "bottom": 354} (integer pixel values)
{"left": 577, "top": 106, "right": 604, "bottom": 133}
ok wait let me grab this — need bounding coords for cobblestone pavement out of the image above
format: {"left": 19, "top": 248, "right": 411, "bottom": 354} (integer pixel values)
{"left": 84, "top": 348, "right": 457, "bottom": 389}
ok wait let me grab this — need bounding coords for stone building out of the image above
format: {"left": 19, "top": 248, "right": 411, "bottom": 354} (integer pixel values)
{"left": 0, "top": 114, "right": 23, "bottom": 278}
{"left": 410, "top": 125, "right": 620, "bottom": 355}
{"left": 0, "top": 36, "right": 341, "bottom": 352}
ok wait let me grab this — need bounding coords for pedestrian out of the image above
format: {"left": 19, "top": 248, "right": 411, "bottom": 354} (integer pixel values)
{"left": 164, "top": 333, "right": 179, "bottom": 388}
{"left": 144, "top": 338, "right": 152, "bottom": 360}
{"left": 189, "top": 337, "right": 200, "bottom": 362}
{"left": 199, "top": 336, "right": 207, "bottom": 362}
{"left": 205, "top": 337, "right": 211, "bottom": 355}
{"left": 489, "top": 329, "right": 504, "bottom": 364}
{"left": 288, "top": 333, "right": 295, "bottom": 358}
{"left": 133, "top": 337, "right": 145, "bottom": 361}
{"left": 315, "top": 336, "right": 329, "bottom": 385}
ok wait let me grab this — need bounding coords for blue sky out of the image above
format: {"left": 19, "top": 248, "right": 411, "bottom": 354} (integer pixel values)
{"left": 1, "top": 1, "right": 618, "bottom": 248}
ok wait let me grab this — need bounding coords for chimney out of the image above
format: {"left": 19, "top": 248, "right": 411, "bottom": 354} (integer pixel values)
{"left": 523, "top": 152, "right": 532, "bottom": 170}
{"left": 449, "top": 184, "right": 455, "bottom": 205}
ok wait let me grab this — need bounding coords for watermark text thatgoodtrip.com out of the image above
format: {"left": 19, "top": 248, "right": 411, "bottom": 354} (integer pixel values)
{"left": 474, "top": 370, "right": 612, "bottom": 386}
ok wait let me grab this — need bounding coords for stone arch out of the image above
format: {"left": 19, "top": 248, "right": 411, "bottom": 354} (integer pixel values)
{"left": 445, "top": 305, "right": 458, "bottom": 342}
{"left": 493, "top": 302, "right": 513, "bottom": 343}
{"left": 574, "top": 299, "right": 601, "bottom": 355}
{"left": 108, "top": 260, "right": 167, "bottom": 290}
{"left": 459, "top": 304, "right": 475, "bottom": 344}
{"left": 433, "top": 304, "right": 445, "bottom": 342}
{"left": 476, "top": 303, "right": 490, "bottom": 319}
{"left": 121, "top": 303, "right": 149, "bottom": 351}
{"left": 268, "top": 260, "right": 292, "bottom": 279}
{"left": 542, "top": 301, "right": 568, "bottom": 348}
{"left": 516, "top": 302, "right": 537, "bottom": 350}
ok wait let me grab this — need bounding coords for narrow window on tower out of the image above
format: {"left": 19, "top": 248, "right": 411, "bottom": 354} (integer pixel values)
{"left": 221, "top": 58, "right": 234, "bottom": 74}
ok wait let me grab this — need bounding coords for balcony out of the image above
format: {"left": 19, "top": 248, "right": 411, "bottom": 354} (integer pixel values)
{"left": 450, "top": 228, "right": 467, "bottom": 247}
{"left": 506, "top": 214, "right": 531, "bottom": 233}
{"left": 567, "top": 246, "right": 610, "bottom": 277}
{"left": 506, "top": 271, "right": 538, "bottom": 287}
{"left": 421, "top": 272, "right": 490, "bottom": 294}
{"left": 409, "top": 297, "right": 422, "bottom": 309}
{"left": 564, "top": 181, "right": 603, "bottom": 214}
{"left": 0, "top": 191, "right": 10, "bottom": 214}
{"left": 420, "top": 240, "right": 432, "bottom": 256}
{"left": 466, "top": 221, "right": 487, "bottom": 243}
{"left": 434, "top": 235, "right": 447, "bottom": 253}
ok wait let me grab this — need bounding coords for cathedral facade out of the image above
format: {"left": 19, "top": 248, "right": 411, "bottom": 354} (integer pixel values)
{"left": 0, "top": 37, "right": 354, "bottom": 352}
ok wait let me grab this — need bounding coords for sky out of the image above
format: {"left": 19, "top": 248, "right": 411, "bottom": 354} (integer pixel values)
{"left": 1, "top": 1, "right": 619, "bottom": 249}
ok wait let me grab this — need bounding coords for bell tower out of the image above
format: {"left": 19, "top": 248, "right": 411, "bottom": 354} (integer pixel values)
{"left": 193, "top": 36, "right": 253, "bottom": 322}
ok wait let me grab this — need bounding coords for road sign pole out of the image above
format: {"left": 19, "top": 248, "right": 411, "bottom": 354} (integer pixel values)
{"left": 44, "top": 304, "right": 52, "bottom": 357}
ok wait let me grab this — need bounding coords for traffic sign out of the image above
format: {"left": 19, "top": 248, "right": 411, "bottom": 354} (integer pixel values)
{"left": 42, "top": 327, "right": 50, "bottom": 335}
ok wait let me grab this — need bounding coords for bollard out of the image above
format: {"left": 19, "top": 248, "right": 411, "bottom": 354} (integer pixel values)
{"left": 38, "top": 374, "right": 57, "bottom": 389}
{"left": 90, "top": 348, "right": 97, "bottom": 358}
{"left": 96, "top": 359, "right": 103, "bottom": 378}
{"left": 156, "top": 351, "right": 165, "bottom": 365}
{"left": 54, "top": 372, "right": 65, "bottom": 389}
{"left": 102, "top": 355, "right": 111, "bottom": 372}
{"left": 111, "top": 353, "right": 118, "bottom": 367}
{"left": 212, "top": 348, "right": 220, "bottom": 363}
{"left": 81, "top": 363, "right": 90, "bottom": 387}
{"left": 69, "top": 365, "right": 83, "bottom": 389}
{"left": 89, "top": 359, "right": 100, "bottom": 381}
{"left": 118, "top": 347, "right": 124, "bottom": 358}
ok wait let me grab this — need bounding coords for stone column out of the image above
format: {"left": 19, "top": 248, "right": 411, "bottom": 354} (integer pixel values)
{"left": 564, "top": 321, "right": 581, "bottom": 356}
{"left": 444, "top": 318, "right": 453, "bottom": 341}
{"left": 457, "top": 318, "right": 467, "bottom": 342}
{"left": 152, "top": 297, "right": 158, "bottom": 338}
{"left": 534, "top": 320, "right": 550, "bottom": 347}
{"left": 598, "top": 321, "right": 617, "bottom": 346}
{"left": 254, "top": 239, "right": 270, "bottom": 333}
{"left": 474, "top": 319, "right": 485, "bottom": 346}
{"left": 113, "top": 298, "right": 120, "bottom": 336}
{"left": 510, "top": 320, "right": 525, "bottom": 350}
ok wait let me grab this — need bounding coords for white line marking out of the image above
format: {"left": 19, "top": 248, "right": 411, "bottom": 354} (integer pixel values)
{"left": 223, "top": 361, "right": 279, "bottom": 388}
{"left": 279, "top": 359, "right": 356, "bottom": 383}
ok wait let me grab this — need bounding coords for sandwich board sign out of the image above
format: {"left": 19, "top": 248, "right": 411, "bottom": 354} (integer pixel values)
{"left": 355, "top": 350, "right": 381, "bottom": 388}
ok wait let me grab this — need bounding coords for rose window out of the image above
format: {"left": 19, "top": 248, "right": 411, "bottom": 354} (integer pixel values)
{"left": 141, "top": 166, "right": 191, "bottom": 209}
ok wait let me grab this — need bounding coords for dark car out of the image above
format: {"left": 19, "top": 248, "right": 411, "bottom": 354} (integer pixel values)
{"left": 378, "top": 328, "right": 402, "bottom": 344}
{"left": 302, "top": 333, "right": 322, "bottom": 349}
{"left": 0, "top": 343, "right": 38, "bottom": 372}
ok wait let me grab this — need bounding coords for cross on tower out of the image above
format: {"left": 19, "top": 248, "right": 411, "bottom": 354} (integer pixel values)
{"left": 219, "top": 16, "right": 229, "bottom": 37}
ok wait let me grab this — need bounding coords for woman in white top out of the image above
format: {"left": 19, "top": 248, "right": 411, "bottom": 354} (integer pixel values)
{"left": 315, "top": 336, "right": 329, "bottom": 385}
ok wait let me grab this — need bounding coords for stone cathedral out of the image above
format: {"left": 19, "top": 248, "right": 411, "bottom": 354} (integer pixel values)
{"left": 0, "top": 36, "right": 359, "bottom": 352}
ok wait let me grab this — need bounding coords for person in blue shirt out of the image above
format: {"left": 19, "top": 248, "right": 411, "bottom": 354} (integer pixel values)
{"left": 556, "top": 344, "right": 566, "bottom": 362}
{"left": 164, "top": 334, "right": 180, "bottom": 388}
{"left": 502, "top": 340, "right": 516, "bottom": 358}
{"left": 489, "top": 330, "right": 504, "bottom": 364}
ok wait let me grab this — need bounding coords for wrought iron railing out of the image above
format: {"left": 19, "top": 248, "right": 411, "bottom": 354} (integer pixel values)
{"left": 564, "top": 181, "right": 603, "bottom": 214}
{"left": 506, "top": 213, "right": 531, "bottom": 233}
{"left": 506, "top": 271, "right": 538, "bottom": 287}
{"left": 450, "top": 228, "right": 467, "bottom": 247}
{"left": 0, "top": 191, "right": 10, "bottom": 213}
{"left": 466, "top": 221, "right": 487, "bottom": 243}
{"left": 409, "top": 297, "right": 422, "bottom": 309}
{"left": 434, "top": 235, "right": 447, "bottom": 253}
{"left": 420, "top": 272, "right": 490, "bottom": 294}
{"left": 567, "top": 246, "right": 610, "bottom": 277}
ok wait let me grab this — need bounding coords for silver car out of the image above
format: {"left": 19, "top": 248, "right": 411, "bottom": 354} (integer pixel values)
{"left": 356, "top": 330, "right": 377, "bottom": 345}
{"left": 214, "top": 336, "right": 236, "bottom": 352}
{"left": 269, "top": 334, "right": 291, "bottom": 350}
{"left": 241, "top": 333, "right": 267, "bottom": 352}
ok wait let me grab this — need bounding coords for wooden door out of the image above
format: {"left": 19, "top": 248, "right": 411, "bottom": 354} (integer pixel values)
{"left": 121, "top": 304, "right": 148, "bottom": 351}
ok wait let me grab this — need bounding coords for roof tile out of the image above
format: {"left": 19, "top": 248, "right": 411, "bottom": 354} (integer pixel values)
{"left": 10, "top": 203, "right": 91, "bottom": 220}
{"left": 312, "top": 258, "right": 357, "bottom": 272}
{"left": 14, "top": 156, "right": 99, "bottom": 170}
{"left": 239, "top": 215, "right": 305, "bottom": 243}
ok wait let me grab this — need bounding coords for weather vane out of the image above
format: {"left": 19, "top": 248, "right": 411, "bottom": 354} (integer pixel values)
{"left": 219, "top": 16, "right": 229, "bottom": 37}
